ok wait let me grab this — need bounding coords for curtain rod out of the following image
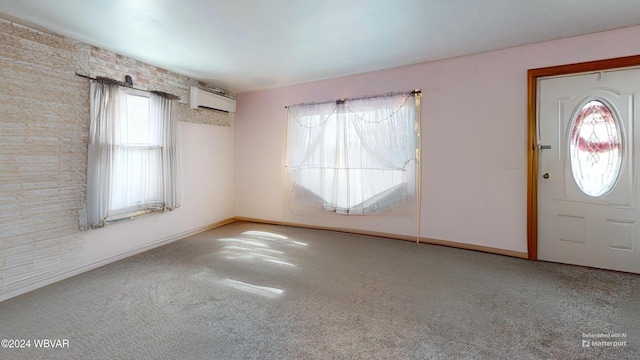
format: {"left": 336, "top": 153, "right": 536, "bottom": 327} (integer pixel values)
{"left": 284, "top": 89, "right": 421, "bottom": 109}
{"left": 75, "top": 71, "right": 180, "bottom": 100}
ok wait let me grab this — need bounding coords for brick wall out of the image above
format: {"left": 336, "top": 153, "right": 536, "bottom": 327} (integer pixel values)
{"left": 82, "top": 45, "right": 234, "bottom": 127}
{"left": 0, "top": 18, "right": 230, "bottom": 296}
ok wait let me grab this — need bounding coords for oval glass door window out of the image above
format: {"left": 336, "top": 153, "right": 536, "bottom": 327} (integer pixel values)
{"left": 569, "top": 99, "right": 622, "bottom": 197}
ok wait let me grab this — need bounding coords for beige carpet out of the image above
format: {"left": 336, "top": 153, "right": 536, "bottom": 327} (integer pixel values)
{"left": 0, "top": 221, "right": 638, "bottom": 359}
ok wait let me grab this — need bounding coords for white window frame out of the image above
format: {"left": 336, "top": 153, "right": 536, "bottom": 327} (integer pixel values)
{"left": 85, "top": 81, "right": 180, "bottom": 229}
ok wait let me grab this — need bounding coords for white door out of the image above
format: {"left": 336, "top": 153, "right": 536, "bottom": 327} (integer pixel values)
{"left": 538, "top": 68, "right": 640, "bottom": 273}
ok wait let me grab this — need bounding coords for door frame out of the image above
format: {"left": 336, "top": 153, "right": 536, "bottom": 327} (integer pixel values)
{"left": 527, "top": 54, "right": 640, "bottom": 260}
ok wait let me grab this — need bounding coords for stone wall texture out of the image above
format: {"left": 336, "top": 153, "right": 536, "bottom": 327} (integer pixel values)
{"left": 0, "top": 18, "right": 230, "bottom": 296}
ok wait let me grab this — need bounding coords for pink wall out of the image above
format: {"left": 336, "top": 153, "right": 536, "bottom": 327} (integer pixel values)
{"left": 234, "top": 25, "right": 640, "bottom": 253}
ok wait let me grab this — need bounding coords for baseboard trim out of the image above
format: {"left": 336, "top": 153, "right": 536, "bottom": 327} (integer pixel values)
{"left": 416, "top": 237, "right": 528, "bottom": 259}
{"left": 0, "top": 217, "right": 237, "bottom": 303}
{"left": 234, "top": 216, "right": 528, "bottom": 259}
{"left": 234, "top": 216, "right": 283, "bottom": 226}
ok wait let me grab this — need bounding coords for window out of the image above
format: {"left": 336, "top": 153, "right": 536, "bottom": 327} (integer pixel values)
{"left": 286, "top": 91, "right": 420, "bottom": 215}
{"left": 569, "top": 99, "right": 622, "bottom": 197}
{"left": 110, "top": 92, "right": 162, "bottom": 216}
{"left": 85, "top": 81, "right": 180, "bottom": 228}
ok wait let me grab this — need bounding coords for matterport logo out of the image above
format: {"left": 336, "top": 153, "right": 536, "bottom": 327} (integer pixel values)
{"left": 582, "top": 332, "right": 627, "bottom": 348}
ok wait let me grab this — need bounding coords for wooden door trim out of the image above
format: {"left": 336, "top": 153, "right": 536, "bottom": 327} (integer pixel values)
{"left": 527, "top": 55, "right": 640, "bottom": 260}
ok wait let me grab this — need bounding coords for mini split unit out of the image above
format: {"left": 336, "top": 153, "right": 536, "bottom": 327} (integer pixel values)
{"left": 189, "top": 86, "right": 236, "bottom": 112}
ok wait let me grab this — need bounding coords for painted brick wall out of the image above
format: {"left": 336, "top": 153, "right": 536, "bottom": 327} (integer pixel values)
{"left": 0, "top": 18, "right": 230, "bottom": 296}
{"left": 82, "top": 45, "right": 234, "bottom": 127}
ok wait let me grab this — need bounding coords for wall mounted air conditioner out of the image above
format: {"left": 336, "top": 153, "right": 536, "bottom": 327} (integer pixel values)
{"left": 190, "top": 86, "right": 236, "bottom": 112}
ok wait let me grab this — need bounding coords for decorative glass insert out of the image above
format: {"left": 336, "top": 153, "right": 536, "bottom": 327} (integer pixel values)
{"left": 569, "top": 99, "right": 622, "bottom": 197}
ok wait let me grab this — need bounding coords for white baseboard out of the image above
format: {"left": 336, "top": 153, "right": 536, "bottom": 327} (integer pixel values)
{"left": 0, "top": 218, "right": 236, "bottom": 303}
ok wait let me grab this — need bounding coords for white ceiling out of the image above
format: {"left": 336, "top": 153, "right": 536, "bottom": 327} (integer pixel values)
{"left": 1, "top": 0, "right": 639, "bottom": 94}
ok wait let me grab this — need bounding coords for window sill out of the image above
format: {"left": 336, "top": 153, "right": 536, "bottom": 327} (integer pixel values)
{"left": 105, "top": 208, "right": 163, "bottom": 225}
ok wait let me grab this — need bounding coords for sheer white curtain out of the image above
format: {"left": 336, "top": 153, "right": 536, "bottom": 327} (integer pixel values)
{"left": 86, "top": 81, "right": 117, "bottom": 228}
{"left": 85, "top": 81, "right": 180, "bottom": 229}
{"left": 156, "top": 93, "right": 180, "bottom": 210}
{"left": 110, "top": 90, "right": 163, "bottom": 215}
{"left": 286, "top": 92, "right": 418, "bottom": 215}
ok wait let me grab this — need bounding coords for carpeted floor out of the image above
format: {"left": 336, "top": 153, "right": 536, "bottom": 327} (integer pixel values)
{"left": 0, "top": 221, "right": 638, "bottom": 359}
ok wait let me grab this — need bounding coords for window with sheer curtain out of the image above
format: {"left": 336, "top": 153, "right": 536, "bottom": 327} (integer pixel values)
{"left": 286, "top": 91, "right": 420, "bottom": 215}
{"left": 85, "top": 80, "right": 180, "bottom": 229}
